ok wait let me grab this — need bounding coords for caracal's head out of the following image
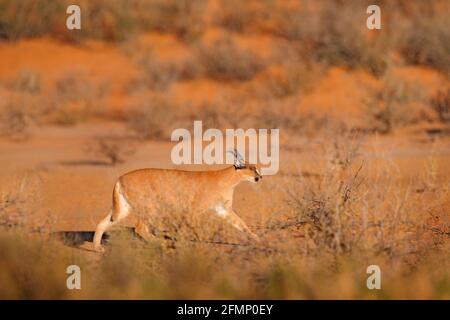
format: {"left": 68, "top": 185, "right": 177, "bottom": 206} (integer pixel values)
{"left": 229, "top": 149, "right": 262, "bottom": 184}
{"left": 236, "top": 163, "right": 262, "bottom": 183}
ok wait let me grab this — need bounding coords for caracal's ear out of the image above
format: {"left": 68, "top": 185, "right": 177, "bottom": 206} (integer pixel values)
{"left": 227, "top": 148, "right": 246, "bottom": 170}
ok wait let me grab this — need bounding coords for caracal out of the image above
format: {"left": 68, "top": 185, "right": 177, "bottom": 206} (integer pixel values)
{"left": 93, "top": 150, "right": 261, "bottom": 252}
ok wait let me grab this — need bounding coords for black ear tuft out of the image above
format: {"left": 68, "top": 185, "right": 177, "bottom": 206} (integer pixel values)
{"left": 227, "top": 148, "right": 246, "bottom": 169}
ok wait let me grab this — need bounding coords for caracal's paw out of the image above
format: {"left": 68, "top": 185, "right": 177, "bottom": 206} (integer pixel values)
{"left": 94, "top": 244, "right": 106, "bottom": 253}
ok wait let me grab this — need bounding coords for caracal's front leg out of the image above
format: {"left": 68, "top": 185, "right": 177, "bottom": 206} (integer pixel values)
{"left": 135, "top": 219, "right": 156, "bottom": 242}
{"left": 213, "top": 203, "right": 259, "bottom": 241}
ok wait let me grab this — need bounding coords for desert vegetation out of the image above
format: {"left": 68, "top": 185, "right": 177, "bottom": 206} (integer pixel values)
{"left": 0, "top": 0, "right": 449, "bottom": 299}
{"left": 0, "top": 135, "right": 449, "bottom": 299}
{"left": 0, "top": 0, "right": 448, "bottom": 138}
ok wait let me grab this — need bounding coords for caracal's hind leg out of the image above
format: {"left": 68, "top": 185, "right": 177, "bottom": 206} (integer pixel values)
{"left": 135, "top": 219, "right": 156, "bottom": 242}
{"left": 93, "top": 181, "right": 131, "bottom": 253}
{"left": 93, "top": 210, "right": 114, "bottom": 252}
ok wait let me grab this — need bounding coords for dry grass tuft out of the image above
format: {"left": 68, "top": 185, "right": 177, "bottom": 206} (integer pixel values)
{"left": 85, "top": 136, "right": 136, "bottom": 166}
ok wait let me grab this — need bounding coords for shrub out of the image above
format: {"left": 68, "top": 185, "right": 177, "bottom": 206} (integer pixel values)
{"left": 5, "top": 70, "right": 41, "bottom": 94}
{"left": 49, "top": 70, "right": 108, "bottom": 125}
{"left": 431, "top": 89, "right": 450, "bottom": 122}
{"left": 281, "top": 134, "right": 442, "bottom": 259}
{"left": 401, "top": 13, "right": 450, "bottom": 75}
{"left": 139, "top": 0, "right": 206, "bottom": 42}
{"left": 363, "top": 73, "right": 429, "bottom": 133}
{"left": 0, "top": 171, "right": 44, "bottom": 232}
{"left": 215, "top": 0, "right": 271, "bottom": 33}
{"left": 0, "top": 0, "right": 65, "bottom": 40}
{"left": 130, "top": 47, "right": 200, "bottom": 92}
{"left": 284, "top": 137, "right": 364, "bottom": 254}
{"left": 197, "top": 35, "right": 266, "bottom": 81}
{"left": 85, "top": 136, "right": 136, "bottom": 166}
{"left": 0, "top": 0, "right": 206, "bottom": 42}
{"left": 0, "top": 100, "right": 29, "bottom": 140}
{"left": 127, "top": 96, "right": 177, "bottom": 140}
{"left": 250, "top": 61, "right": 324, "bottom": 99}
{"left": 273, "top": 1, "right": 389, "bottom": 75}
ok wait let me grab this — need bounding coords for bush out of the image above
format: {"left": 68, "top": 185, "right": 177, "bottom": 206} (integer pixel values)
{"left": 363, "top": 73, "right": 429, "bottom": 133}
{"left": 0, "top": 0, "right": 65, "bottom": 40}
{"left": 431, "top": 89, "right": 450, "bottom": 122}
{"left": 127, "top": 96, "right": 177, "bottom": 140}
{"left": 5, "top": 70, "right": 41, "bottom": 94}
{"left": 215, "top": 0, "right": 270, "bottom": 33}
{"left": 0, "top": 0, "right": 140, "bottom": 42}
{"left": 130, "top": 47, "right": 200, "bottom": 92}
{"left": 85, "top": 136, "right": 136, "bottom": 166}
{"left": 139, "top": 0, "right": 206, "bottom": 42}
{"left": 250, "top": 62, "right": 324, "bottom": 99}
{"left": 0, "top": 100, "right": 30, "bottom": 140}
{"left": 197, "top": 35, "right": 266, "bottom": 81}
{"left": 0, "top": 0, "right": 206, "bottom": 42}
{"left": 273, "top": 1, "right": 389, "bottom": 75}
{"left": 401, "top": 13, "right": 450, "bottom": 75}
{"left": 49, "top": 69, "right": 108, "bottom": 125}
